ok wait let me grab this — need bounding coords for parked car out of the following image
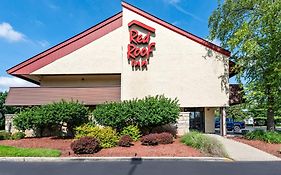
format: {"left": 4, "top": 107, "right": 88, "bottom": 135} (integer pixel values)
{"left": 215, "top": 118, "right": 246, "bottom": 133}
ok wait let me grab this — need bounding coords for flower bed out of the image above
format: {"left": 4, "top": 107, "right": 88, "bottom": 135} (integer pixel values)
{"left": 0, "top": 137, "right": 203, "bottom": 157}
{"left": 231, "top": 137, "right": 281, "bottom": 158}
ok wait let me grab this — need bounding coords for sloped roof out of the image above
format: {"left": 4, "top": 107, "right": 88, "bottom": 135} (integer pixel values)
{"left": 5, "top": 87, "right": 121, "bottom": 106}
{"left": 7, "top": 1, "right": 230, "bottom": 82}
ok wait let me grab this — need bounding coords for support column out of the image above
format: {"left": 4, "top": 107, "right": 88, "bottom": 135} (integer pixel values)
{"left": 220, "top": 107, "right": 227, "bottom": 136}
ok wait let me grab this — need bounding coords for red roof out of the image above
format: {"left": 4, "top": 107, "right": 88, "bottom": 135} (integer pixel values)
{"left": 7, "top": 2, "right": 230, "bottom": 80}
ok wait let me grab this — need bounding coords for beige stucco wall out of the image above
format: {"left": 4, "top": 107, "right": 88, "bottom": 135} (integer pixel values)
{"left": 32, "top": 27, "right": 123, "bottom": 75}
{"left": 40, "top": 75, "right": 121, "bottom": 87}
{"left": 121, "top": 7, "right": 229, "bottom": 107}
{"left": 204, "top": 107, "right": 216, "bottom": 133}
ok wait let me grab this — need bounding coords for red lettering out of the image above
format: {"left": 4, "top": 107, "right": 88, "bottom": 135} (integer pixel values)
{"left": 147, "top": 42, "right": 156, "bottom": 59}
{"left": 143, "top": 32, "right": 150, "bottom": 44}
{"left": 129, "top": 29, "right": 138, "bottom": 44}
{"left": 141, "top": 60, "right": 147, "bottom": 66}
{"left": 131, "top": 60, "right": 140, "bottom": 67}
{"left": 140, "top": 47, "right": 147, "bottom": 57}
{"left": 127, "top": 44, "right": 136, "bottom": 59}
{"left": 136, "top": 34, "right": 143, "bottom": 43}
{"left": 134, "top": 47, "right": 141, "bottom": 56}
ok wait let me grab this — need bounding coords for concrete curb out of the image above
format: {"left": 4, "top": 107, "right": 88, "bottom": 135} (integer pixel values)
{"left": 0, "top": 157, "right": 231, "bottom": 162}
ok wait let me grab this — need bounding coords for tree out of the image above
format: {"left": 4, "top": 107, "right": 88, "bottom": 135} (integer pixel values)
{"left": 208, "top": 0, "right": 281, "bottom": 131}
{"left": 0, "top": 91, "right": 19, "bottom": 129}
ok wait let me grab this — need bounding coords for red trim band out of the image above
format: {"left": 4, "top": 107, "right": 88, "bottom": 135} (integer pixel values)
{"left": 128, "top": 20, "right": 155, "bottom": 33}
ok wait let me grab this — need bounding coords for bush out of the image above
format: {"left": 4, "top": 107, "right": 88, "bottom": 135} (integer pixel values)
{"left": 245, "top": 130, "right": 281, "bottom": 143}
{"left": 157, "top": 132, "right": 173, "bottom": 144}
{"left": 75, "top": 124, "right": 119, "bottom": 148}
{"left": 140, "top": 132, "right": 173, "bottom": 146}
{"left": 118, "top": 135, "right": 133, "bottom": 147}
{"left": 181, "top": 131, "right": 228, "bottom": 157}
{"left": 141, "top": 133, "right": 159, "bottom": 146}
{"left": 0, "top": 131, "right": 11, "bottom": 140}
{"left": 120, "top": 125, "right": 141, "bottom": 141}
{"left": 93, "top": 95, "right": 180, "bottom": 131}
{"left": 11, "top": 132, "right": 25, "bottom": 140}
{"left": 71, "top": 136, "right": 100, "bottom": 154}
{"left": 13, "top": 100, "right": 89, "bottom": 137}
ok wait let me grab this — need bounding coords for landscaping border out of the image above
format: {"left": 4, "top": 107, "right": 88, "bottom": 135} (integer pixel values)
{"left": 0, "top": 157, "right": 231, "bottom": 162}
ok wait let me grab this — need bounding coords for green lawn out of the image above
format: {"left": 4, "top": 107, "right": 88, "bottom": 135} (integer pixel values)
{"left": 0, "top": 145, "right": 61, "bottom": 157}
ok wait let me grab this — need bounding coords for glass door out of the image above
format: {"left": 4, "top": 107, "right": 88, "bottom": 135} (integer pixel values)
{"left": 184, "top": 108, "right": 205, "bottom": 132}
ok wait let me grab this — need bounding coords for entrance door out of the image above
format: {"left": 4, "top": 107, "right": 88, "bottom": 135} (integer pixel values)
{"left": 184, "top": 108, "right": 205, "bottom": 132}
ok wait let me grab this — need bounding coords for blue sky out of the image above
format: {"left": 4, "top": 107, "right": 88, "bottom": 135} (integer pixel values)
{"left": 0, "top": 0, "right": 233, "bottom": 91}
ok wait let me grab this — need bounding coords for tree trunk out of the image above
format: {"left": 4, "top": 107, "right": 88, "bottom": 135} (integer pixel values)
{"left": 267, "top": 105, "right": 275, "bottom": 131}
{"left": 266, "top": 94, "right": 275, "bottom": 131}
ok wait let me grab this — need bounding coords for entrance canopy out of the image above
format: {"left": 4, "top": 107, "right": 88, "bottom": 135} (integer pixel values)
{"left": 5, "top": 87, "right": 121, "bottom": 106}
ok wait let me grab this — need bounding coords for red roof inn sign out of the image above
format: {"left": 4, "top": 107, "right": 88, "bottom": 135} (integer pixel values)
{"left": 127, "top": 20, "right": 156, "bottom": 69}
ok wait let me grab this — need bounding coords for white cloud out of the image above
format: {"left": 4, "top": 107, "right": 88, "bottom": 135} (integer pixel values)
{"left": 37, "top": 40, "right": 50, "bottom": 48}
{"left": 0, "top": 76, "right": 38, "bottom": 92}
{"left": 0, "top": 22, "right": 25, "bottom": 42}
{"left": 164, "top": 0, "right": 205, "bottom": 23}
{"left": 167, "top": 0, "right": 181, "bottom": 4}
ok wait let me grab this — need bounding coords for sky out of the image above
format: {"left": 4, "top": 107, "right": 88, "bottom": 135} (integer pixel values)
{"left": 0, "top": 0, "right": 234, "bottom": 91}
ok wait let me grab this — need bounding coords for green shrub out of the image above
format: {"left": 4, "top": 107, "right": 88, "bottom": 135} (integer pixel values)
{"left": 13, "top": 100, "right": 89, "bottom": 137}
{"left": 93, "top": 95, "right": 180, "bottom": 131}
{"left": 11, "top": 132, "right": 26, "bottom": 140}
{"left": 245, "top": 130, "right": 281, "bottom": 143}
{"left": 0, "top": 131, "right": 11, "bottom": 140}
{"left": 71, "top": 136, "right": 100, "bottom": 154}
{"left": 118, "top": 135, "right": 133, "bottom": 147}
{"left": 181, "top": 131, "right": 228, "bottom": 157}
{"left": 120, "top": 125, "right": 141, "bottom": 141}
{"left": 75, "top": 124, "right": 119, "bottom": 148}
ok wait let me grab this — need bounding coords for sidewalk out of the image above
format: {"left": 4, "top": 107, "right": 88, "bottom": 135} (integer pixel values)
{"left": 207, "top": 134, "right": 281, "bottom": 161}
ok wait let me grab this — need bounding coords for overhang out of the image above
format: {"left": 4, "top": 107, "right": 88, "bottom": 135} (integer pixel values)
{"left": 5, "top": 87, "right": 121, "bottom": 106}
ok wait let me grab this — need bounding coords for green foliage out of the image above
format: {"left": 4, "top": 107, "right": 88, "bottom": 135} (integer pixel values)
{"left": 181, "top": 131, "right": 228, "bottom": 157}
{"left": 0, "top": 131, "right": 11, "bottom": 140}
{"left": 0, "top": 145, "right": 61, "bottom": 157}
{"left": 208, "top": 0, "right": 281, "bottom": 130}
{"left": 245, "top": 130, "right": 281, "bottom": 144}
{"left": 120, "top": 125, "right": 141, "bottom": 141}
{"left": 13, "top": 100, "right": 89, "bottom": 137}
{"left": 93, "top": 95, "right": 180, "bottom": 131}
{"left": 0, "top": 91, "right": 20, "bottom": 129}
{"left": 11, "top": 132, "right": 26, "bottom": 140}
{"left": 226, "top": 104, "right": 249, "bottom": 121}
{"left": 74, "top": 124, "right": 119, "bottom": 148}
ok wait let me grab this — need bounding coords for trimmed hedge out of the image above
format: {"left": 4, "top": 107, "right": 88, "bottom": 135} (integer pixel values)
{"left": 71, "top": 137, "right": 100, "bottom": 154}
{"left": 74, "top": 124, "right": 119, "bottom": 148}
{"left": 13, "top": 100, "right": 89, "bottom": 137}
{"left": 93, "top": 95, "right": 180, "bottom": 131}
{"left": 140, "top": 132, "right": 173, "bottom": 146}
{"left": 118, "top": 135, "right": 133, "bottom": 147}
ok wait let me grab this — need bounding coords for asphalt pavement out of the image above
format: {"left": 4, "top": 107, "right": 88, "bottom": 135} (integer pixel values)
{"left": 0, "top": 160, "right": 280, "bottom": 175}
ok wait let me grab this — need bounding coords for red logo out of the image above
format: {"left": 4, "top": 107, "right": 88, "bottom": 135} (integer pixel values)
{"left": 127, "top": 20, "right": 156, "bottom": 69}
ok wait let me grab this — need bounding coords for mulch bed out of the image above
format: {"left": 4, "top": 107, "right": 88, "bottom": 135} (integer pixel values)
{"left": 0, "top": 137, "right": 204, "bottom": 157}
{"left": 231, "top": 137, "right": 281, "bottom": 158}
